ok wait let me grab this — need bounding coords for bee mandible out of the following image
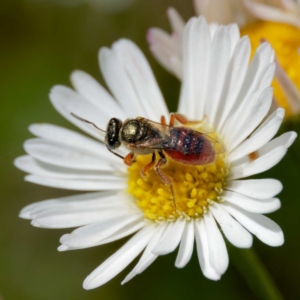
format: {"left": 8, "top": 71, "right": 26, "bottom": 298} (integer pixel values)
{"left": 71, "top": 113, "right": 225, "bottom": 209}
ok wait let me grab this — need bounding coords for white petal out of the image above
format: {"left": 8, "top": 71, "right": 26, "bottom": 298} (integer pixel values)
{"left": 237, "top": 43, "right": 274, "bottom": 103}
{"left": 31, "top": 205, "right": 131, "bottom": 229}
{"left": 231, "top": 132, "right": 297, "bottom": 167}
{"left": 99, "top": 47, "right": 145, "bottom": 118}
{"left": 60, "top": 213, "right": 143, "bottom": 248}
{"left": 222, "top": 43, "right": 274, "bottom": 138}
{"left": 209, "top": 23, "right": 218, "bottom": 37}
{"left": 259, "top": 132, "right": 297, "bottom": 156}
{"left": 215, "top": 36, "right": 251, "bottom": 131}
{"left": 152, "top": 218, "right": 186, "bottom": 255}
{"left": 275, "top": 58, "right": 300, "bottom": 114}
{"left": 24, "top": 139, "right": 116, "bottom": 171}
{"left": 147, "top": 28, "right": 180, "bottom": 77}
{"left": 60, "top": 218, "right": 145, "bottom": 251}
{"left": 70, "top": 70, "right": 125, "bottom": 119}
{"left": 279, "top": 0, "right": 297, "bottom": 10}
{"left": 194, "top": 219, "right": 221, "bottom": 280}
{"left": 229, "top": 108, "right": 284, "bottom": 161}
{"left": 226, "top": 179, "right": 283, "bottom": 199}
{"left": 49, "top": 85, "right": 107, "bottom": 141}
{"left": 203, "top": 211, "right": 229, "bottom": 275}
{"left": 25, "top": 175, "right": 126, "bottom": 191}
{"left": 244, "top": 0, "right": 300, "bottom": 28}
{"left": 175, "top": 220, "right": 194, "bottom": 268}
{"left": 222, "top": 190, "right": 281, "bottom": 213}
{"left": 227, "top": 85, "right": 274, "bottom": 151}
{"left": 228, "top": 23, "right": 240, "bottom": 54}
{"left": 83, "top": 225, "right": 156, "bottom": 290}
{"left": 28, "top": 193, "right": 136, "bottom": 228}
{"left": 29, "top": 123, "right": 109, "bottom": 156}
{"left": 15, "top": 156, "right": 124, "bottom": 180}
{"left": 210, "top": 203, "right": 253, "bottom": 248}
{"left": 121, "top": 223, "right": 167, "bottom": 284}
{"left": 230, "top": 146, "right": 287, "bottom": 179}
{"left": 20, "top": 191, "right": 129, "bottom": 219}
{"left": 20, "top": 191, "right": 122, "bottom": 219}
{"left": 112, "top": 39, "right": 168, "bottom": 121}
{"left": 167, "top": 7, "right": 185, "bottom": 34}
{"left": 178, "top": 16, "right": 211, "bottom": 120}
{"left": 223, "top": 202, "right": 284, "bottom": 246}
{"left": 205, "top": 26, "right": 232, "bottom": 126}
{"left": 193, "top": 0, "right": 206, "bottom": 16}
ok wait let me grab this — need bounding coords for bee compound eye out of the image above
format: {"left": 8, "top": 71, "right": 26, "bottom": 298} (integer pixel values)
{"left": 105, "top": 118, "right": 122, "bottom": 150}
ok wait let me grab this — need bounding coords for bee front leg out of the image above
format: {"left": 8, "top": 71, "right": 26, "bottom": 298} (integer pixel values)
{"left": 140, "top": 152, "right": 156, "bottom": 178}
{"left": 124, "top": 152, "right": 136, "bottom": 166}
{"left": 155, "top": 151, "right": 177, "bottom": 211}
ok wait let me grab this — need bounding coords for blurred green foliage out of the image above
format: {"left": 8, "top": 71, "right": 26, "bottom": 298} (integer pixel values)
{"left": 0, "top": 0, "right": 300, "bottom": 299}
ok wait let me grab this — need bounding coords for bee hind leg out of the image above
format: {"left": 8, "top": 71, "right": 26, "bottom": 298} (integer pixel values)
{"left": 169, "top": 113, "right": 188, "bottom": 127}
{"left": 140, "top": 152, "right": 156, "bottom": 178}
{"left": 155, "top": 151, "right": 177, "bottom": 211}
{"left": 169, "top": 113, "right": 202, "bottom": 127}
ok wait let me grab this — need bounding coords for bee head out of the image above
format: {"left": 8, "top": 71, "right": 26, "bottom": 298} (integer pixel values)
{"left": 105, "top": 118, "right": 123, "bottom": 150}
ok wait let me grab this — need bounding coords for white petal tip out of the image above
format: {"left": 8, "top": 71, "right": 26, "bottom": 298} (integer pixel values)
{"left": 31, "top": 220, "right": 41, "bottom": 227}
{"left": 269, "top": 233, "right": 284, "bottom": 247}
{"left": 121, "top": 274, "right": 134, "bottom": 285}
{"left": 70, "top": 70, "right": 84, "bottom": 83}
{"left": 174, "top": 262, "right": 185, "bottom": 269}
{"left": 83, "top": 278, "right": 97, "bottom": 290}
{"left": 19, "top": 211, "right": 31, "bottom": 219}
{"left": 59, "top": 234, "right": 70, "bottom": 244}
{"left": 204, "top": 271, "right": 221, "bottom": 281}
{"left": 286, "top": 132, "right": 297, "bottom": 148}
{"left": 146, "top": 28, "right": 158, "bottom": 44}
{"left": 57, "top": 245, "right": 69, "bottom": 252}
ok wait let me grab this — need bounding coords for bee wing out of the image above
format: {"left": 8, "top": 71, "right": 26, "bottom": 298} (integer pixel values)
{"left": 143, "top": 118, "right": 226, "bottom": 154}
{"left": 199, "top": 133, "right": 226, "bottom": 155}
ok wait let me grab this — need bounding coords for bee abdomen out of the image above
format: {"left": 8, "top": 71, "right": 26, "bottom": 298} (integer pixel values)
{"left": 168, "top": 128, "right": 203, "bottom": 154}
{"left": 166, "top": 128, "right": 215, "bottom": 165}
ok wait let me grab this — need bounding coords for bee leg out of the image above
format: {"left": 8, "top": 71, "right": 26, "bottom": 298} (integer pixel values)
{"left": 170, "top": 113, "right": 203, "bottom": 128}
{"left": 140, "top": 152, "right": 156, "bottom": 178}
{"left": 169, "top": 113, "right": 188, "bottom": 127}
{"left": 124, "top": 152, "right": 136, "bottom": 166}
{"left": 160, "top": 115, "right": 166, "bottom": 125}
{"left": 155, "top": 151, "right": 177, "bottom": 211}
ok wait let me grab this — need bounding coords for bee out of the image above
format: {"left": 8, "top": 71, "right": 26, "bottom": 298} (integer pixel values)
{"left": 71, "top": 113, "right": 225, "bottom": 209}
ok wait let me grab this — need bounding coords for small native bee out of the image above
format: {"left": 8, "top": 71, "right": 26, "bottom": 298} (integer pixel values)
{"left": 71, "top": 113, "right": 225, "bottom": 209}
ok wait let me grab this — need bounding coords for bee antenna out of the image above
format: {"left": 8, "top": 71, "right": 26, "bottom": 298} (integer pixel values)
{"left": 70, "top": 113, "right": 106, "bottom": 132}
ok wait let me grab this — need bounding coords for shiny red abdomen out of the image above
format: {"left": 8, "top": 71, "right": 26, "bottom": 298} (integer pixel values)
{"left": 166, "top": 150, "right": 215, "bottom": 165}
{"left": 165, "top": 127, "right": 215, "bottom": 165}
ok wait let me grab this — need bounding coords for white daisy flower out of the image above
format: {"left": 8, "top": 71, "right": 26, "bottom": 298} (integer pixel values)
{"left": 244, "top": 0, "right": 300, "bottom": 29}
{"left": 16, "top": 16, "right": 296, "bottom": 290}
{"left": 148, "top": 1, "right": 300, "bottom": 117}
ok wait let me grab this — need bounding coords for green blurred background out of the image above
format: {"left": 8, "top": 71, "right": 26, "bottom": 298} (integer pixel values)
{"left": 1, "top": 0, "right": 300, "bottom": 299}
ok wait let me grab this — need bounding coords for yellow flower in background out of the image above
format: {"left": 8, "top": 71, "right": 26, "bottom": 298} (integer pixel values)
{"left": 147, "top": 0, "right": 300, "bottom": 117}
{"left": 241, "top": 20, "right": 300, "bottom": 116}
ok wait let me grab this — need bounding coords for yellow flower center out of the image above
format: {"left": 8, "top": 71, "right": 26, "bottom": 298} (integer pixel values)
{"left": 241, "top": 21, "right": 300, "bottom": 117}
{"left": 127, "top": 130, "right": 228, "bottom": 221}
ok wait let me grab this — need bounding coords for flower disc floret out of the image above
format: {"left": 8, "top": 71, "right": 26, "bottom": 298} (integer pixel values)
{"left": 128, "top": 141, "right": 228, "bottom": 221}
